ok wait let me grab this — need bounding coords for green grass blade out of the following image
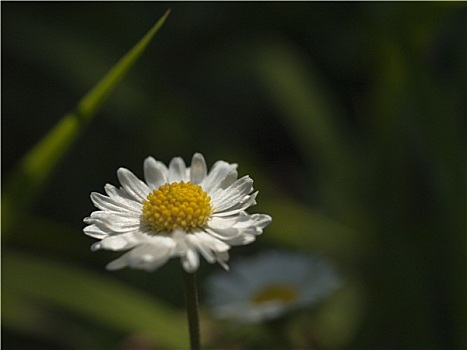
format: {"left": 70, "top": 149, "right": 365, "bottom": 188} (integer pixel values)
{"left": 2, "top": 10, "right": 170, "bottom": 232}
{"left": 3, "top": 251, "right": 188, "bottom": 348}
{"left": 77, "top": 9, "right": 170, "bottom": 118}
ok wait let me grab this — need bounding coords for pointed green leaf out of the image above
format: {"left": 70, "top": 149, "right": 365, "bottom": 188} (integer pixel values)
{"left": 2, "top": 10, "right": 170, "bottom": 233}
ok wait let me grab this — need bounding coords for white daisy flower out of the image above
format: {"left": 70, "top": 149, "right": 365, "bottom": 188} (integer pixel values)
{"left": 83, "top": 153, "right": 271, "bottom": 273}
{"left": 205, "top": 250, "right": 341, "bottom": 323}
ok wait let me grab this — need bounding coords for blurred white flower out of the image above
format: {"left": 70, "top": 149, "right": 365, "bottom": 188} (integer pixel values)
{"left": 83, "top": 153, "right": 271, "bottom": 273}
{"left": 205, "top": 250, "right": 341, "bottom": 323}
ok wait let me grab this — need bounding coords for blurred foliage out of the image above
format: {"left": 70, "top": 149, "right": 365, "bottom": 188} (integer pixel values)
{"left": 2, "top": 2, "right": 465, "bottom": 349}
{"left": 2, "top": 9, "right": 170, "bottom": 234}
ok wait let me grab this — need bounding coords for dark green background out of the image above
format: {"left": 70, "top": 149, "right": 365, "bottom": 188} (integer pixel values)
{"left": 2, "top": 2, "right": 465, "bottom": 349}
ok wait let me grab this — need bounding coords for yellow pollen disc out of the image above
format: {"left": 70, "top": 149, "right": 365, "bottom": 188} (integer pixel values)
{"left": 252, "top": 285, "right": 298, "bottom": 305}
{"left": 142, "top": 181, "right": 212, "bottom": 233}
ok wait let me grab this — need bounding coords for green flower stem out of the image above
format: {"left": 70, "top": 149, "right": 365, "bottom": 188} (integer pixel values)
{"left": 182, "top": 269, "right": 201, "bottom": 350}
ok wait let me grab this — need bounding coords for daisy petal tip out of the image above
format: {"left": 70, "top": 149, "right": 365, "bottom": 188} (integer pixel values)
{"left": 243, "top": 235, "right": 257, "bottom": 244}
{"left": 116, "top": 167, "right": 128, "bottom": 175}
{"left": 144, "top": 155, "right": 156, "bottom": 163}
{"left": 91, "top": 242, "right": 102, "bottom": 251}
{"left": 182, "top": 250, "right": 200, "bottom": 273}
{"left": 106, "top": 260, "right": 126, "bottom": 271}
{"left": 218, "top": 260, "right": 230, "bottom": 271}
{"left": 182, "top": 263, "right": 197, "bottom": 273}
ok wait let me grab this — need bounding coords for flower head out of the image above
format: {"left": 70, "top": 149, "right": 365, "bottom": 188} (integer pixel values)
{"left": 205, "top": 250, "right": 341, "bottom": 323}
{"left": 83, "top": 153, "right": 271, "bottom": 273}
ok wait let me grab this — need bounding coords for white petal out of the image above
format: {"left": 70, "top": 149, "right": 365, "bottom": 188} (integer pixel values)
{"left": 214, "top": 250, "right": 230, "bottom": 270}
{"left": 168, "top": 157, "right": 188, "bottom": 183}
{"left": 182, "top": 248, "right": 199, "bottom": 272}
{"left": 218, "top": 168, "right": 238, "bottom": 189}
{"left": 205, "top": 213, "right": 270, "bottom": 246}
{"left": 126, "top": 244, "right": 174, "bottom": 270}
{"left": 254, "top": 214, "right": 272, "bottom": 230}
{"left": 207, "top": 215, "right": 239, "bottom": 229}
{"left": 91, "top": 232, "right": 141, "bottom": 251}
{"left": 187, "top": 232, "right": 230, "bottom": 263}
{"left": 199, "top": 232, "right": 230, "bottom": 252}
{"left": 172, "top": 230, "right": 229, "bottom": 270}
{"left": 201, "top": 161, "right": 238, "bottom": 193}
{"left": 189, "top": 153, "right": 207, "bottom": 184}
{"left": 85, "top": 211, "right": 140, "bottom": 233}
{"left": 171, "top": 230, "right": 189, "bottom": 255}
{"left": 105, "top": 254, "right": 130, "bottom": 270}
{"left": 104, "top": 184, "right": 141, "bottom": 206}
{"left": 211, "top": 176, "right": 253, "bottom": 212}
{"left": 83, "top": 224, "right": 108, "bottom": 239}
{"left": 223, "top": 231, "right": 256, "bottom": 245}
{"left": 88, "top": 208, "right": 140, "bottom": 221}
{"left": 205, "top": 227, "right": 245, "bottom": 245}
{"left": 211, "top": 192, "right": 257, "bottom": 216}
{"left": 106, "top": 240, "right": 175, "bottom": 271}
{"left": 91, "top": 192, "right": 141, "bottom": 213}
{"left": 144, "top": 156, "right": 168, "bottom": 190}
{"left": 117, "top": 168, "right": 150, "bottom": 201}
{"left": 187, "top": 233, "right": 215, "bottom": 263}
{"left": 236, "top": 213, "right": 272, "bottom": 233}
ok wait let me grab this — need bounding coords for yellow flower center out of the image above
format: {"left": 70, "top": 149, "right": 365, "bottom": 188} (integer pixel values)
{"left": 142, "top": 181, "right": 212, "bottom": 233}
{"left": 252, "top": 285, "right": 298, "bottom": 305}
